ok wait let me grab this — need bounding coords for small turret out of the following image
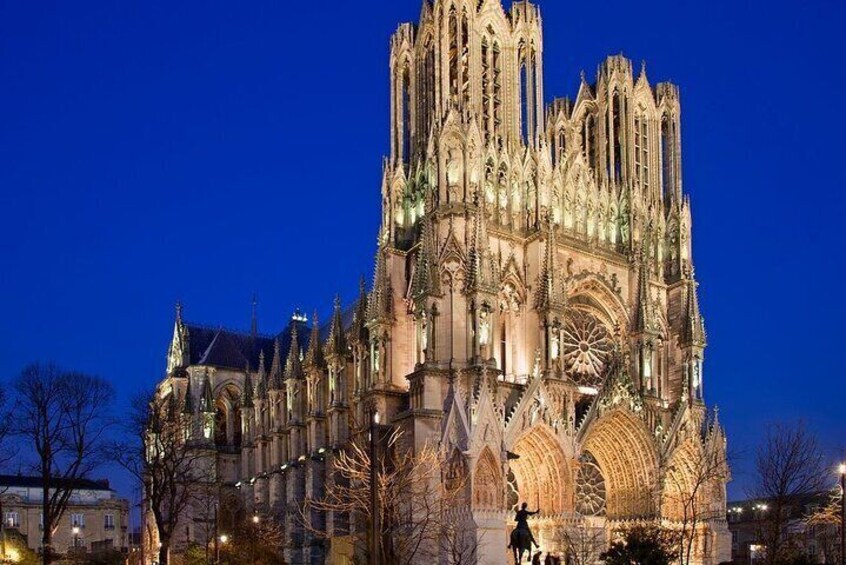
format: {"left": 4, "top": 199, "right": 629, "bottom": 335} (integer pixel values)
{"left": 242, "top": 362, "right": 255, "bottom": 409}
{"left": 182, "top": 377, "right": 194, "bottom": 415}
{"left": 534, "top": 217, "right": 566, "bottom": 313}
{"left": 304, "top": 312, "right": 325, "bottom": 370}
{"left": 285, "top": 322, "right": 304, "bottom": 381}
{"left": 167, "top": 302, "right": 190, "bottom": 375}
{"left": 682, "top": 274, "right": 707, "bottom": 347}
{"left": 269, "top": 338, "right": 283, "bottom": 392}
{"left": 327, "top": 296, "right": 347, "bottom": 358}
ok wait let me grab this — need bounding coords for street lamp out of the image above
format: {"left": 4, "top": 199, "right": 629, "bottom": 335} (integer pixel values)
{"left": 251, "top": 514, "right": 260, "bottom": 525}
{"left": 838, "top": 463, "right": 845, "bottom": 565}
{"left": 72, "top": 526, "right": 80, "bottom": 550}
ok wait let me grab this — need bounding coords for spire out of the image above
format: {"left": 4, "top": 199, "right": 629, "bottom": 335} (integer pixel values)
{"left": 251, "top": 295, "right": 258, "bottom": 337}
{"left": 199, "top": 369, "right": 214, "bottom": 413}
{"left": 269, "top": 338, "right": 283, "bottom": 391}
{"left": 167, "top": 302, "right": 189, "bottom": 374}
{"left": 465, "top": 192, "right": 495, "bottom": 294}
{"left": 242, "top": 362, "right": 254, "bottom": 409}
{"left": 327, "top": 296, "right": 347, "bottom": 357}
{"left": 411, "top": 219, "right": 434, "bottom": 302}
{"left": 304, "top": 312, "right": 325, "bottom": 369}
{"left": 352, "top": 276, "right": 369, "bottom": 343}
{"left": 635, "top": 227, "right": 657, "bottom": 334}
{"left": 182, "top": 377, "right": 194, "bottom": 414}
{"left": 534, "top": 217, "right": 565, "bottom": 312}
{"left": 257, "top": 353, "right": 268, "bottom": 400}
{"left": 285, "top": 322, "right": 304, "bottom": 380}
{"left": 368, "top": 245, "right": 393, "bottom": 322}
{"left": 682, "top": 272, "right": 707, "bottom": 347}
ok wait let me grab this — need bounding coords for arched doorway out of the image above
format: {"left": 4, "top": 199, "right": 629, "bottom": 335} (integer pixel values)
{"left": 510, "top": 425, "right": 571, "bottom": 514}
{"left": 507, "top": 425, "right": 573, "bottom": 553}
{"left": 581, "top": 408, "right": 658, "bottom": 520}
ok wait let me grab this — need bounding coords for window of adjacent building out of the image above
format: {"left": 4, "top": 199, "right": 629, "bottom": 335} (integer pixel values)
{"left": 104, "top": 514, "right": 115, "bottom": 530}
{"left": 71, "top": 513, "right": 85, "bottom": 528}
{"left": 5, "top": 512, "right": 19, "bottom": 528}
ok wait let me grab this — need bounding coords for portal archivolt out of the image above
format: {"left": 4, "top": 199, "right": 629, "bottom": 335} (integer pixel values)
{"left": 509, "top": 425, "right": 572, "bottom": 515}
{"left": 582, "top": 408, "right": 658, "bottom": 519}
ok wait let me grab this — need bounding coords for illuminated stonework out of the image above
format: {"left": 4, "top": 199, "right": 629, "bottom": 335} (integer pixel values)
{"left": 562, "top": 310, "right": 613, "bottom": 387}
{"left": 575, "top": 454, "right": 606, "bottom": 517}
{"left": 151, "top": 1, "right": 728, "bottom": 563}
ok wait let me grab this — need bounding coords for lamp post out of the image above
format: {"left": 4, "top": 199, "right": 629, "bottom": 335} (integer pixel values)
{"left": 72, "top": 526, "right": 80, "bottom": 551}
{"left": 839, "top": 463, "right": 845, "bottom": 565}
{"left": 369, "top": 409, "right": 381, "bottom": 565}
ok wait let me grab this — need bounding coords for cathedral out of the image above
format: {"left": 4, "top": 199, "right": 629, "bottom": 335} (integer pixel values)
{"left": 150, "top": 0, "right": 730, "bottom": 563}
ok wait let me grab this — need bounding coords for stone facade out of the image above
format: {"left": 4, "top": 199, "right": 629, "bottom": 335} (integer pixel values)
{"left": 0, "top": 476, "right": 129, "bottom": 556}
{"left": 150, "top": 1, "right": 730, "bottom": 563}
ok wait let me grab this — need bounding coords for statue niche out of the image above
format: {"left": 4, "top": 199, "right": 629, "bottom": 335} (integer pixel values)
{"left": 473, "top": 447, "right": 503, "bottom": 509}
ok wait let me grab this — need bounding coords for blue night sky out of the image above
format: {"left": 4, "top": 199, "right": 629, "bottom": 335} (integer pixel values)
{"left": 1, "top": 0, "right": 844, "bottom": 500}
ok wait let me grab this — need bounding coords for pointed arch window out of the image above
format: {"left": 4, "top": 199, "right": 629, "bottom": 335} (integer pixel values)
{"left": 661, "top": 114, "right": 676, "bottom": 200}
{"left": 418, "top": 38, "right": 435, "bottom": 142}
{"left": 519, "top": 42, "right": 530, "bottom": 145}
{"left": 610, "top": 92, "right": 623, "bottom": 182}
{"left": 583, "top": 114, "right": 596, "bottom": 171}
{"left": 395, "top": 63, "right": 412, "bottom": 165}
{"left": 448, "top": 6, "right": 459, "bottom": 99}
{"left": 634, "top": 113, "right": 649, "bottom": 189}
{"left": 492, "top": 41, "right": 503, "bottom": 143}
{"left": 481, "top": 37, "right": 491, "bottom": 141}
{"left": 460, "top": 9, "right": 470, "bottom": 106}
{"left": 557, "top": 128, "right": 567, "bottom": 166}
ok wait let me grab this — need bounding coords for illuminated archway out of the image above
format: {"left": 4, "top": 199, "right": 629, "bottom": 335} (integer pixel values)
{"left": 510, "top": 425, "right": 572, "bottom": 515}
{"left": 582, "top": 408, "right": 658, "bottom": 519}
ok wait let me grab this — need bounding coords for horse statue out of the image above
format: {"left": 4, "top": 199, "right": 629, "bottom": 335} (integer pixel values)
{"left": 508, "top": 502, "right": 540, "bottom": 564}
{"left": 509, "top": 528, "right": 535, "bottom": 563}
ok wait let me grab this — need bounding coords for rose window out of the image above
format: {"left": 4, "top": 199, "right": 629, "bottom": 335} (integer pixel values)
{"left": 575, "top": 455, "right": 606, "bottom": 517}
{"left": 562, "top": 310, "right": 613, "bottom": 386}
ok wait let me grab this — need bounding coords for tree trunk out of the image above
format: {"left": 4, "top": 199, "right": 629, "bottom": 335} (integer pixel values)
{"left": 41, "top": 484, "right": 51, "bottom": 565}
{"left": 158, "top": 541, "right": 169, "bottom": 565}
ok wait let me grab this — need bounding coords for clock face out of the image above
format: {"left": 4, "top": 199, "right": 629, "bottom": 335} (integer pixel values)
{"left": 562, "top": 310, "right": 613, "bottom": 387}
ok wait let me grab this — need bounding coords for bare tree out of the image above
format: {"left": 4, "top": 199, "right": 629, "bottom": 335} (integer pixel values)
{"left": 111, "top": 389, "right": 202, "bottom": 565}
{"left": 11, "top": 363, "right": 114, "bottom": 565}
{"left": 439, "top": 521, "right": 481, "bottom": 565}
{"left": 664, "top": 439, "right": 731, "bottom": 565}
{"left": 805, "top": 489, "right": 842, "bottom": 564}
{"left": 555, "top": 523, "right": 606, "bottom": 565}
{"left": 301, "top": 428, "right": 471, "bottom": 565}
{"left": 751, "top": 421, "right": 829, "bottom": 565}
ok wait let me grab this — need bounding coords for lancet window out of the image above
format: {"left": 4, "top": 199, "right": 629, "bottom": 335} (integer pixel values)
{"left": 634, "top": 112, "right": 649, "bottom": 189}
{"left": 556, "top": 128, "right": 567, "bottom": 166}
{"left": 661, "top": 114, "right": 676, "bottom": 200}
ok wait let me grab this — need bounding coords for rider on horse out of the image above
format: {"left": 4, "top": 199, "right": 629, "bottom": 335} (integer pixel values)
{"left": 508, "top": 502, "right": 540, "bottom": 550}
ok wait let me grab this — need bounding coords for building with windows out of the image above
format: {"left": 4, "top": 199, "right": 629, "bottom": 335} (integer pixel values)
{"left": 0, "top": 475, "right": 129, "bottom": 556}
{"left": 150, "top": 1, "right": 729, "bottom": 563}
{"left": 727, "top": 494, "right": 841, "bottom": 564}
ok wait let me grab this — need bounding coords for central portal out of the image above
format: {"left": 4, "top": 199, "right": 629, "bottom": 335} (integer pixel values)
{"left": 508, "top": 425, "right": 574, "bottom": 552}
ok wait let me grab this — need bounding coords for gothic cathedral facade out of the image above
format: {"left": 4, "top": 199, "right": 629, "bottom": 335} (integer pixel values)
{"left": 152, "top": 1, "right": 730, "bottom": 563}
